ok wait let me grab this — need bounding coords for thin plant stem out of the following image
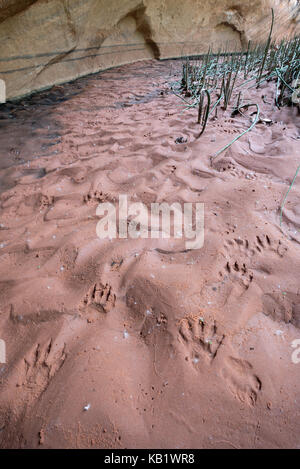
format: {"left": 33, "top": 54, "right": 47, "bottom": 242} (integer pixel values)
{"left": 212, "top": 103, "right": 260, "bottom": 159}
{"left": 280, "top": 165, "right": 300, "bottom": 226}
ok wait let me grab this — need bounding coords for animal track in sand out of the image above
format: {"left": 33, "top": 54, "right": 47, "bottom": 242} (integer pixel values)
{"left": 82, "top": 282, "right": 116, "bottom": 313}
{"left": 23, "top": 340, "right": 66, "bottom": 397}
{"left": 178, "top": 315, "right": 225, "bottom": 366}
{"left": 83, "top": 190, "right": 109, "bottom": 205}
{"left": 39, "top": 194, "right": 54, "bottom": 208}
{"left": 213, "top": 120, "right": 241, "bottom": 135}
{"left": 224, "top": 258, "right": 254, "bottom": 289}
{"left": 222, "top": 356, "right": 262, "bottom": 407}
{"left": 221, "top": 236, "right": 254, "bottom": 289}
{"left": 220, "top": 234, "right": 287, "bottom": 287}
{"left": 254, "top": 234, "right": 287, "bottom": 258}
{"left": 178, "top": 316, "right": 262, "bottom": 406}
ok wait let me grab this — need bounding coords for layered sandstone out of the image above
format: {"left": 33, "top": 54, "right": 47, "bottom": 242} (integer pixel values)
{"left": 0, "top": 1, "right": 299, "bottom": 100}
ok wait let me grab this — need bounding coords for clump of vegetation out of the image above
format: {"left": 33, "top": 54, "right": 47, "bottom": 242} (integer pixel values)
{"left": 173, "top": 9, "right": 299, "bottom": 155}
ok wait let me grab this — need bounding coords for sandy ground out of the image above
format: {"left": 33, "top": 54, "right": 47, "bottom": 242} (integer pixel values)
{"left": 0, "top": 59, "right": 299, "bottom": 449}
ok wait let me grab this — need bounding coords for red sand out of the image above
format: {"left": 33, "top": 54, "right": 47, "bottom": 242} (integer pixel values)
{"left": 0, "top": 60, "right": 299, "bottom": 449}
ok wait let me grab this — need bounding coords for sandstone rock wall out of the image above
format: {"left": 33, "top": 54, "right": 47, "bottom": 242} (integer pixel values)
{"left": 0, "top": 0, "right": 299, "bottom": 100}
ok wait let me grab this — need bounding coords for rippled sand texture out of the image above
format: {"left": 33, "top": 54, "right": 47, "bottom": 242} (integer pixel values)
{"left": 0, "top": 60, "right": 299, "bottom": 448}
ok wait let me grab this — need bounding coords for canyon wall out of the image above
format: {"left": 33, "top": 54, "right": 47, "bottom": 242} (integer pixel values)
{"left": 0, "top": 0, "right": 299, "bottom": 100}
